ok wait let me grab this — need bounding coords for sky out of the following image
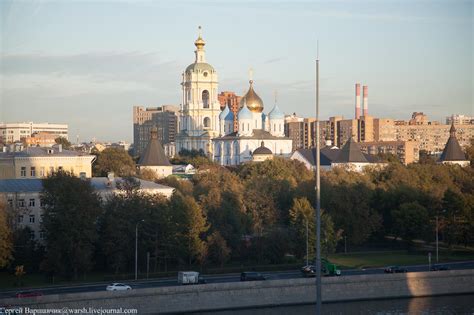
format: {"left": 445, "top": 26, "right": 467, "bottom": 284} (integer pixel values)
{"left": 1, "top": 0, "right": 472, "bottom": 143}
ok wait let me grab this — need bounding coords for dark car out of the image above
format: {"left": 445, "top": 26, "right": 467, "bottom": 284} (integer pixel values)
{"left": 198, "top": 275, "right": 207, "bottom": 284}
{"left": 240, "top": 272, "right": 266, "bottom": 281}
{"left": 15, "top": 291, "right": 43, "bottom": 298}
{"left": 301, "top": 265, "right": 316, "bottom": 277}
{"left": 431, "top": 264, "right": 450, "bottom": 271}
{"left": 384, "top": 266, "right": 408, "bottom": 273}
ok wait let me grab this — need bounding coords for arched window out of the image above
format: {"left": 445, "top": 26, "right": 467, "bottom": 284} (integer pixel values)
{"left": 202, "top": 90, "right": 209, "bottom": 108}
{"left": 204, "top": 117, "right": 211, "bottom": 128}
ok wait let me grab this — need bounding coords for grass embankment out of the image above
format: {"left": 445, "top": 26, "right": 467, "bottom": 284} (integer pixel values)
{"left": 329, "top": 249, "right": 474, "bottom": 269}
{"left": 1, "top": 249, "right": 474, "bottom": 290}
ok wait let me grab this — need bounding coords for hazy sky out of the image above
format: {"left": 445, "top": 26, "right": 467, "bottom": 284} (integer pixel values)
{"left": 1, "top": 0, "right": 472, "bottom": 143}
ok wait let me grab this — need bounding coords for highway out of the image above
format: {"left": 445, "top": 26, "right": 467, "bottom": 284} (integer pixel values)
{"left": 1, "top": 260, "right": 473, "bottom": 299}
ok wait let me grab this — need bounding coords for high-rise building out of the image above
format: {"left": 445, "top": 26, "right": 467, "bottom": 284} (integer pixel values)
{"left": 218, "top": 91, "right": 242, "bottom": 132}
{"left": 0, "top": 122, "right": 68, "bottom": 144}
{"left": 133, "top": 105, "right": 179, "bottom": 157}
{"left": 446, "top": 115, "right": 474, "bottom": 125}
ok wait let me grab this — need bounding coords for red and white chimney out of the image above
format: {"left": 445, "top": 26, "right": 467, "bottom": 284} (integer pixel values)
{"left": 355, "top": 83, "right": 361, "bottom": 119}
{"left": 362, "top": 85, "right": 368, "bottom": 116}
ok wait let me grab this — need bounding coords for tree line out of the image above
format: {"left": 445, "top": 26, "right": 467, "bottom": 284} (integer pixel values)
{"left": 0, "top": 154, "right": 472, "bottom": 280}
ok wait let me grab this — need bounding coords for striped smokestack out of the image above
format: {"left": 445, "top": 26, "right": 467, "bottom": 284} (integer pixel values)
{"left": 363, "top": 85, "right": 368, "bottom": 116}
{"left": 355, "top": 83, "right": 361, "bottom": 119}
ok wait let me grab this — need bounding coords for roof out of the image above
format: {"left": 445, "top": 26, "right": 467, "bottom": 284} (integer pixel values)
{"left": 237, "top": 104, "right": 253, "bottom": 120}
{"left": 0, "top": 146, "right": 93, "bottom": 159}
{"left": 333, "top": 137, "right": 369, "bottom": 163}
{"left": 253, "top": 142, "right": 273, "bottom": 155}
{"left": 0, "top": 179, "right": 43, "bottom": 193}
{"left": 185, "top": 62, "right": 214, "bottom": 73}
{"left": 268, "top": 104, "right": 285, "bottom": 120}
{"left": 439, "top": 136, "right": 467, "bottom": 161}
{"left": 294, "top": 147, "right": 335, "bottom": 166}
{"left": 0, "top": 178, "right": 174, "bottom": 193}
{"left": 138, "top": 131, "right": 171, "bottom": 166}
{"left": 219, "top": 105, "right": 230, "bottom": 120}
{"left": 214, "top": 129, "right": 290, "bottom": 141}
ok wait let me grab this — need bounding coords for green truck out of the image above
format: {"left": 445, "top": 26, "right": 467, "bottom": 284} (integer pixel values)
{"left": 301, "top": 259, "right": 341, "bottom": 277}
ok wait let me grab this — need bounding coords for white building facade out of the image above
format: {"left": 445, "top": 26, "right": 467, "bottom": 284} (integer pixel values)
{"left": 176, "top": 29, "right": 221, "bottom": 156}
{"left": 213, "top": 80, "right": 292, "bottom": 166}
{"left": 0, "top": 122, "right": 68, "bottom": 144}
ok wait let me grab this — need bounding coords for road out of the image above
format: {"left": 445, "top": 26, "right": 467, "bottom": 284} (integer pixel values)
{"left": 1, "top": 260, "right": 473, "bottom": 299}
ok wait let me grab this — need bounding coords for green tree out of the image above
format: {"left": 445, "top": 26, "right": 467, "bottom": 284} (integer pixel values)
{"left": 41, "top": 171, "right": 102, "bottom": 280}
{"left": 11, "top": 227, "right": 44, "bottom": 272}
{"left": 392, "top": 201, "right": 430, "bottom": 242}
{"left": 289, "top": 197, "right": 339, "bottom": 259}
{"left": 54, "top": 137, "right": 72, "bottom": 150}
{"left": 169, "top": 193, "right": 209, "bottom": 266}
{"left": 93, "top": 147, "right": 136, "bottom": 177}
{"left": 206, "top": 231, "right": 230, "bottom": 267}
{"left": 0, "top": 198, "right": 13, "bottom": 268}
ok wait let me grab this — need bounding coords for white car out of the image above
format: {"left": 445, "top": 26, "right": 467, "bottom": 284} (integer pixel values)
{"left": 106, "top": 283, "right": 132, "bottom": 291}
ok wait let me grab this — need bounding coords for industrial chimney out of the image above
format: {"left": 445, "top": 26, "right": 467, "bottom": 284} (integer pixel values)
{"left": 355, "top": 83, "right": 361, "bottom": 119}
{"left": 362, "top": 85, "right": 368, "bottom": 116}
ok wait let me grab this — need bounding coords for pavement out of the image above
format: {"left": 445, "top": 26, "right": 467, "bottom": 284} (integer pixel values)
{"left": 1, "top": 260, "right": 473, "bottom": 299}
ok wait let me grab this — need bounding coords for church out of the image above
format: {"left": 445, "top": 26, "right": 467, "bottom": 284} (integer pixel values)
{"left": 176, "top": 28, "right": 292, "bottom": 165}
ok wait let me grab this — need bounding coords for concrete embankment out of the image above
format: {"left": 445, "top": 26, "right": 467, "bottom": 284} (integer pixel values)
{"left": 1, "top": 269, "right": 473, "bottom": 314}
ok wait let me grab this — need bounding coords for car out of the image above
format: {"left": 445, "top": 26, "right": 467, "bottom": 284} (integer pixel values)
{"left": 384, "top": 266, "right": 408, "bottom": 273}
{"left": 15, "top": 291, "right": 43, "bottom": 298}
{"left": 301, "top": 265, "right": 316, "bottom": 277}
{"left": 431, "top": 264, "right": 450, "bottom": 271}
{"left": 240, "top": 272, "right": 266, "bottom": 281}
{"left": 198, "top": 275, "right": 207, "bottom": 284}
{"left": 106, "top": 283, "right": 132, "bottom": 291}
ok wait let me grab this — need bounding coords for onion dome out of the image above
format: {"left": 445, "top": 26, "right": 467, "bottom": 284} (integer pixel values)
{"left": 268, "top": 103, "right": 285, "bottom": 120}
{"left": 219, "top": 105, "right": 230, "bottom": 120}
{"left": 186, "top": 62, "right": 214, "bottom": 73}
{"left": 240, "top": 80, "right": 264, "bottom": 113}
{"left": 238, "top": 101, "right": 253, "bottom": 120}
{"left": 225, "top": 109, "right": 234, "bottom": 121}
{"left": 253, "top": 141, "right": 273, "bottom": 155}
{"left": 194, "top": 35, "right": 205, "bottom": 50}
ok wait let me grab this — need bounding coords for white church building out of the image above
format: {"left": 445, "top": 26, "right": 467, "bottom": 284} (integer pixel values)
{"left": 176, "top": 28, "right": 292, "bottom": 165}
{"left": 175, "top": 28, "right": 222, "bottom": 156}
{"left": 213, "top": 80, "right": 292, "bottom": 166}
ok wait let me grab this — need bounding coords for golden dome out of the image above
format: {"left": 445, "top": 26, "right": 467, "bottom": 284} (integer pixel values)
{"left": 195, "top": 26, "right": 205, "bottom": 50}
{"left": 195, "top": 36, "right": 205, "bottom": 49}
{"left": 240, "top": 80, "right": 264, "bottom": 113}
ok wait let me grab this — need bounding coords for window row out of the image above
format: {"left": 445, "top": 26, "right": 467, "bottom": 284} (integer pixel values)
{"left": 8, "top": 198, "right": 45, "bottom": 208}
{"left": 20, "top": 166, "right": 80, "bottom": 177}
{"left": 17, "top": 214, "right": 44, "bottom": 224}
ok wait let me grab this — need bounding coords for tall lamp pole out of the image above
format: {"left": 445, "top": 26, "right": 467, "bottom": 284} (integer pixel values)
{"left": 135, "top": 219, "right": 145, "bottom": 281}
{"left": 315, "top": 47, "right": 322, "bottom": 315}
{"left": 435, "top": 215, "right": 439, "bottom": 263}
{"left": 306, "top": 219, "right": 309, "bottom": 266}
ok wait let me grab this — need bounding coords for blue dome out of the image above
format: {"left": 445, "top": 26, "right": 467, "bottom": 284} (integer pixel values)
{"left": 238, "top": 103, "right": 253, "bottom": 120}
{"left": 219, "top": 105, "right": 230, "bottom": 120}
{"left": 225, "top": 110, "right": 234, "bottom": 121}
{"left": 268, "top": 104, "right": 285, "bottom": 120}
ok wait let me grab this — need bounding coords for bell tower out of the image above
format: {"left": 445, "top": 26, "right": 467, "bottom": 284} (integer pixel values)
{"left": 176, "top": 27, "right": 221, "bottom": 156}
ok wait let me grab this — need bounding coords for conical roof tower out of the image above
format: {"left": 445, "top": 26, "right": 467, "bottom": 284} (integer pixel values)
{"left": 139, "top": 127, "right": 172, "bottom": 166}
{"left": 439, "top": 123, "right": 467, "bottom": 162}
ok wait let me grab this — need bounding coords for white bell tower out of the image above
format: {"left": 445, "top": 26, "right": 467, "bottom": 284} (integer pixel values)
{"left": 177, "top": 26, "right": 221, "bottom": 156}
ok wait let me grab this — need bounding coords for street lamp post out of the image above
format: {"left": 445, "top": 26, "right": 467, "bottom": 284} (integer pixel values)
{"left": 315, "top": 48, "right": 322, "bottom": 315}
{"left": 436, "top": 215, "right": 439, "bottom": 263}
{"left": 135, "top": 220, "right": 145, "bottom": 281}
{"left": 436, "top": 209, "right": 447, "bottom": 263}
{"left": 306, "top": 219, "right": 309, "bottom": 266}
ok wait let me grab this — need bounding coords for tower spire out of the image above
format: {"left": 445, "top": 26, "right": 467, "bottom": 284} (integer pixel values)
{"left": 194, "top": 26, "right": 206, "bottom": 62}
{"left": 249, "top": 68, "right": 254, "bottom": 84}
